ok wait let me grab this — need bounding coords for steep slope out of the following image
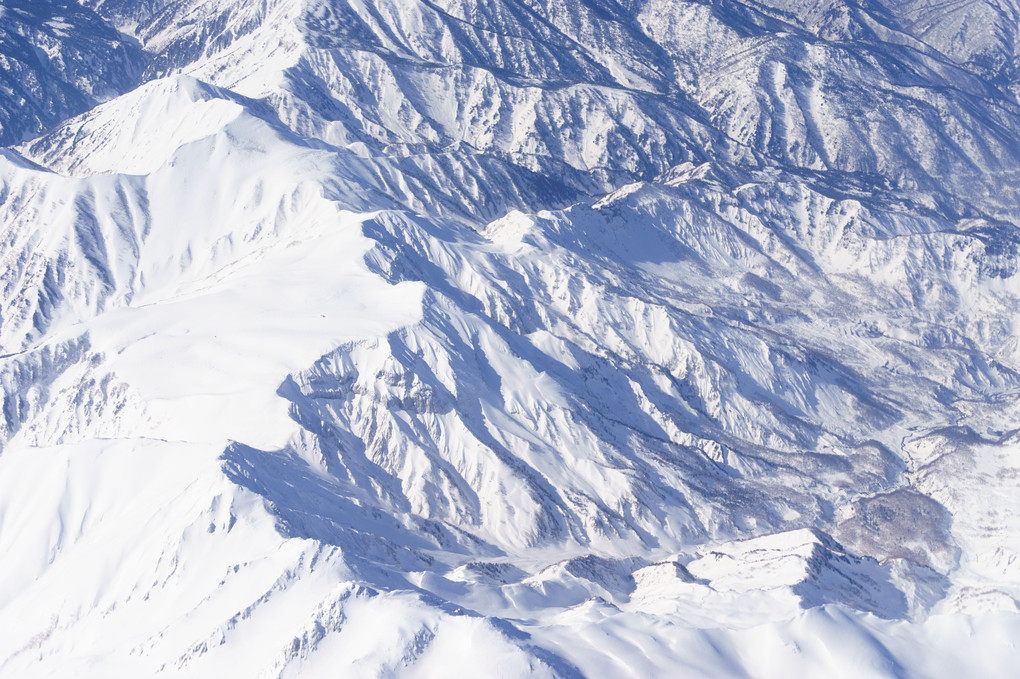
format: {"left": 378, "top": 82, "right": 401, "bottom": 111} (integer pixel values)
{"left": 2, "top": 0, "right": 1020, "bottom": 676}
{"left": 81, "top": 0, "right": 1020, "bottom": 210}
{"left": 0, "top": 0, "right": 145, "bottom": 144}
{"left": 875, "top": 0, "right": 1020, "bottom": 90}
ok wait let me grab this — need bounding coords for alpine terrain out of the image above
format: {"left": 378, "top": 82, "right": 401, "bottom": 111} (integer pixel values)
{"left": 1, "top": 0, "right": 1020, "bottom": 676}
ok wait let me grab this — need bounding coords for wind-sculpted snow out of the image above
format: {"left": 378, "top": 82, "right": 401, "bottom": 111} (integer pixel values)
{"left": 2, "top": 0, "right": 1020, "bottom": 676}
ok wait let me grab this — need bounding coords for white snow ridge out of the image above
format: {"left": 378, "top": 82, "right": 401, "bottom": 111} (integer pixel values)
{"left": 2, "top": 0, "right": 1020, "bottom": 676}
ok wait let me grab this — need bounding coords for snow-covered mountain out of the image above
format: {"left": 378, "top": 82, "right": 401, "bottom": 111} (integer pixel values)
{"left": 0, "top": 0, "right": 145, "bottom": 145}
{"left": 1, "top": 0, "right": 1019, "bottom": 676}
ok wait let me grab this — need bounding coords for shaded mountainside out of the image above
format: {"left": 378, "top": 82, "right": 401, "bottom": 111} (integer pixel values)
{"left": 1, "top": 0, "right": 1020, "bottom": 676}
{"left": 0, "top": 0, "right": 145, "bottom": 144}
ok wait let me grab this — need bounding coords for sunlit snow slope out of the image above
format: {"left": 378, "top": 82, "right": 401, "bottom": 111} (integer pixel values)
{"left": 2, "top": 0, "right": 1020, "bottom": 676}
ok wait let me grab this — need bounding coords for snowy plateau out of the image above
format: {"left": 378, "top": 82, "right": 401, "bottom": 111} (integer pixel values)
{"left": 1, "top": 0, "right": 1020, "bottom": 676}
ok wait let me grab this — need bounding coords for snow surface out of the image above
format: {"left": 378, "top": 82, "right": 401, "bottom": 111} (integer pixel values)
{"left": 2, "top": 0, "right": 1020, "bottom": 676}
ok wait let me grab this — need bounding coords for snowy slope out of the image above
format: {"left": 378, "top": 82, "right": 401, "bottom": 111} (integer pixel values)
{"left": 0, "top": 0, "right": 145, "bottom": 145}
{"left": 1, "top": 0, "right": 1020, "bottom": 676}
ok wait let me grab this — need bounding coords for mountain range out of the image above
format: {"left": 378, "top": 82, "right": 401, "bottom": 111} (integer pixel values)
{"left": 1, "top": 0, "right": 1019, "bottom": 676}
